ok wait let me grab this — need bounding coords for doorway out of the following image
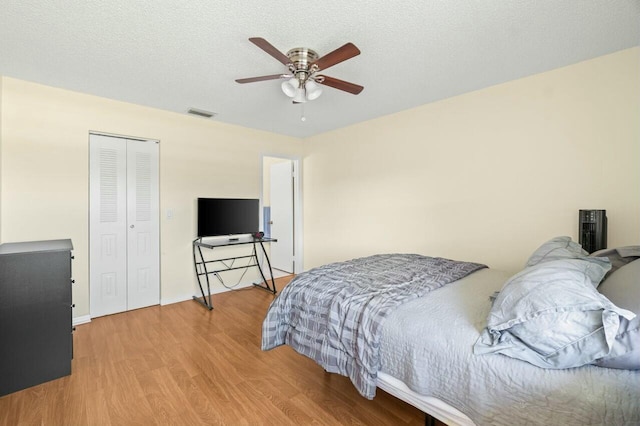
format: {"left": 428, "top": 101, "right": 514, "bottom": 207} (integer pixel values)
{"left": 262, "top": 155, "right": 302, "bottom": 276}
{"left": 89, "top": 133, "right": 160, "bottom": 318}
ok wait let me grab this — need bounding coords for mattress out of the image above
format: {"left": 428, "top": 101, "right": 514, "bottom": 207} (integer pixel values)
{"left": 378, "top": 268, "right": 640, "bottom": 425}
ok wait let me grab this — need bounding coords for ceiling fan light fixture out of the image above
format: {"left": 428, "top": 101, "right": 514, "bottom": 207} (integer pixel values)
{"left": 305, "top": 80, "right": 322, "bottom": 101}
{"left": 293, "top": 88, "right": 307, "bottom": 103}
{"left": 281, "top": 78, "right": 298, "bottom": 97}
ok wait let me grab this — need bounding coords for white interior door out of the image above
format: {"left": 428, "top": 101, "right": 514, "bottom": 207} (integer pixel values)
{"left": 90, "top": 134, "right": 159, "bottom": 317}
{"left": 270, "top": 160, "right": 294, "bottom": 273}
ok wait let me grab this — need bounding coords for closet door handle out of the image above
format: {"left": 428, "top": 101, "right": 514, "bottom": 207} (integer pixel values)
{"left": 130, "top": 224, "right": 135, "bottom": 229}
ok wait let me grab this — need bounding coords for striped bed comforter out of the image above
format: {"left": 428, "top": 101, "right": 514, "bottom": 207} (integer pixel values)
{"left": 261, "top": 253, "right": 486, "bottom": 398}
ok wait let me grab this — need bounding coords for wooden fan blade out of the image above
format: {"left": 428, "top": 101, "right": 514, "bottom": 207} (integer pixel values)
{"left": 311, "top": 43, "right": 360, "bottom": 71}
{"left": 249, "top": 37, "right": 290, "bottom": 66}
{"left": 316, "top": 75, "right": 364, "bottom": 95}
{"left": 235, "top": 74, "right": 289, "bottom": 84}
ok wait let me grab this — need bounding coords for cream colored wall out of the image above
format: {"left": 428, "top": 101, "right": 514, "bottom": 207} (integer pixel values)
{"left": 302, "top": 47, "right": 640, "bottom": 274}
{"left": 0, "top": 77, "right": 302, "bottom": 318}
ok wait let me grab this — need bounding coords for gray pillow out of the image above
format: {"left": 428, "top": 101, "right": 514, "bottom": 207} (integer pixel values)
{"left": 525, "top": 236, "right": 611, "bottom": 285}
{"left": 590, "top": 246, "right": 640, "bottom": 280}
{"left": 474, "top": 258, "right": 634, "bottom": 369}
{"left": 592, "top": 259, "right": 640, "bottom": 370}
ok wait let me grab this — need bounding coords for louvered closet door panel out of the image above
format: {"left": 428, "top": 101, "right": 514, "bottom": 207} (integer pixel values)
{"left": 126, "top": 139, "right": 160, "bottom": 310}
{"left": 90, "top": 134, "right": 128, "bottom": 317}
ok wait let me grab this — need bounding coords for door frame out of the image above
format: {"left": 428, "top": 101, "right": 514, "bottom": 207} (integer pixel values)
{"left": 260, "top": 154, "right": 303, "bottom": 275}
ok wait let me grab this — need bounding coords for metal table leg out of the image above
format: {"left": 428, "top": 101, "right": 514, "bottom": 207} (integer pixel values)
{"left": 192, "top": 241, "right": 213, "bottom": 310}
{"left": 252, "top": 239, "right": 277, "bottom": 294}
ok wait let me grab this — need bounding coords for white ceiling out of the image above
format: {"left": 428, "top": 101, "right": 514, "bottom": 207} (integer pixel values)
{"left": 1, "top": 1, "right": 638, "bottom": 138}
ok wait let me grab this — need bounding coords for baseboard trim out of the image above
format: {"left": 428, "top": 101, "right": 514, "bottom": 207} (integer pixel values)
{"left": 160, "top": 280, "right": 256, "bottom": 306}
{"left": 75, "top": 279, "right": 271, "bottom": 316}
{"left": 73, "top": 315, "right": 92, "bottom": 326}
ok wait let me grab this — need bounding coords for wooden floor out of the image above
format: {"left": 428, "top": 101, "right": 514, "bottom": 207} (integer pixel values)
{"left": 0, "top": 276, "right": 443, "bottom": 425}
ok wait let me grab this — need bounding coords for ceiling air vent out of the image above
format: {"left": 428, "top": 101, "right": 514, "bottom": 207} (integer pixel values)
{"left": 187, "top": 108, "right": 216, "bottom": 119}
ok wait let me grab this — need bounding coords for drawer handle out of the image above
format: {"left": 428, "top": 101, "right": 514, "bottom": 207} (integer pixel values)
{"left": 72, "top": 304, "right": 76, "bottom": 308}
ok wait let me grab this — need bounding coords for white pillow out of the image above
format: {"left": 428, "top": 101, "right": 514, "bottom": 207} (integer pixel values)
{"left": 525, "top": 236, "right": 611, "bottom": 286}
{"left": 525, "top": 236, "right": 587, "bottom": 266}
{"left": 474, "top": 258, "right": 634, "bottom": 368}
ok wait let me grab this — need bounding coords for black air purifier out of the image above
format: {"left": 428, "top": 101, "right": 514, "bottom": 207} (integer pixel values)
{"left": 579, "top": 209, "right": 607, "bottom": 254}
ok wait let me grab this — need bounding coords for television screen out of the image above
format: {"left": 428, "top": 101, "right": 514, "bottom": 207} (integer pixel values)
{"left": 197, "top": 198, "right": 259, "bottom": 237}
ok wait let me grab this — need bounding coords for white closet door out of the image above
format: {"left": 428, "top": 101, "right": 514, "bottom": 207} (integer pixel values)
{"left": 126, "top": 139, "right": 160, "bottom": 310}
{"left": 90, "top": 134, "right": 159, "bottom": 317}
{"left": 90, "top": 134, "right": 128, "bottom": 317}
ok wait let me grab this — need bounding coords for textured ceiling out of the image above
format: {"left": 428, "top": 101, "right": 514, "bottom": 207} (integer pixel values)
{"left": 0, "top": 0, "right": 638, "bottom": 138}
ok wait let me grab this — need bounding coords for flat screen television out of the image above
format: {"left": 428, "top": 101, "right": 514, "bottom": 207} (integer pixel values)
{"left": 197, "top": 198, "right": 259, "bottom": 238}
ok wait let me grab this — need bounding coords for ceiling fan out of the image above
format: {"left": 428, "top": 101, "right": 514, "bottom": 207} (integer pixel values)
{"left": 236, "top": 37, "right": 364, "bottom": 103}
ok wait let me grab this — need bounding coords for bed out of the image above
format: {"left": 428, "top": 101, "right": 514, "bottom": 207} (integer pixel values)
{"left": 262, "top": 241, "right": 640, "bottom": 425}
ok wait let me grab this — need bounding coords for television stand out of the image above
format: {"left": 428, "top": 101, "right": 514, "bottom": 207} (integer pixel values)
{"left": 192, "top": 236, "right": 278, "bottom": 310}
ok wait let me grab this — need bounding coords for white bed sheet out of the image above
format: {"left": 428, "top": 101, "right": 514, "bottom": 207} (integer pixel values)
{"left": 378, "top": 268, "right": 640, "bottom": 425}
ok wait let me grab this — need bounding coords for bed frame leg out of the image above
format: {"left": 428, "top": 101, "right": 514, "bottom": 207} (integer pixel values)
{"left": 425, "top": 413, "right": 436, "bottom": 426}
